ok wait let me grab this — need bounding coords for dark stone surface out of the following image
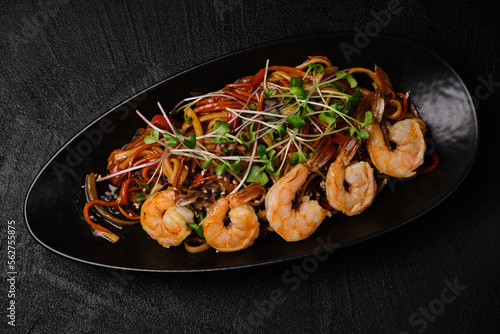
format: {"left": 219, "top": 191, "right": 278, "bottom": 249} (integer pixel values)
{"left": 1, "top": 0, "right": 499, "bottom": 333}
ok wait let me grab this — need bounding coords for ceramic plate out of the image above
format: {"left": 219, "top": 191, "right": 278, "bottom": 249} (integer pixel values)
{"left": 24, "top": 33, "right": 478, "bottom": 272}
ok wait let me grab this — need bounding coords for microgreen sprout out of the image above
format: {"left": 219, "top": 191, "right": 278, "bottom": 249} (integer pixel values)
{"left": 129, "top": 63, "right": 374, "bottom": 198}
{"left": 135, "top": 193, "right": 148, "bottom": 201}
{"left": 211, "top": 120, "right": 231, "bottom": 144}
{"left": 144, "top": 129, "right": 160, "bottom": 144}
{"left": 186, "top": 222, "right": 204, "bottom": 238}
{"left": 286, "top": 114, "right": 306, "bottom": 129}
{"left": 333, "top": 71, "right": 358, "bottom": 88}
{"left": 183, "top": 133, "right": 197, "bottom": 149}
{"left": 202, "top": 158, "right": 213, "bottom": 169}
{"left": 246, "top": 165, "right": 269, "bottom": 186}
{"left": 165, "top": 133, "right": 179, "bottom": 146}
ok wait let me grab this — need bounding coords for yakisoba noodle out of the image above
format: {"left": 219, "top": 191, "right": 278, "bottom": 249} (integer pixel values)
{"left": 83, "top": 56, "right": 439, "bottom": 252}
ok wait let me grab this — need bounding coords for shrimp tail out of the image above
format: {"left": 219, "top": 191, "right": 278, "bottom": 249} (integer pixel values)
{"left": 372, "top": 89, "right": 386, "bottom": 123}
{"left": 337, "top": 137, "right": 360, "bottom": 167}
{"left": 227, "top": 183, "right": 266, "bottom": 207}
{"left": 410, "top": 102, "right": 421, "bottom": 119}
{"left": 175, "top": 191, "right": 209, "bottom": 206}
{"left": 306, "top": 138, "right": 335, "bottom": 172}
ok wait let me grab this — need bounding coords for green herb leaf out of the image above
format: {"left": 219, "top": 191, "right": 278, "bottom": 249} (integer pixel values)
{"left": 198, "top": 211, "right": 206, "bottom": 222}
{"left": 330, "top": 82, "right": 344, "bottom": 92}
{"left": 331, "top": 101, "right": 345, "bottom": 112}
{"left": 299, "top": 103, "right": 314, "bottom": 116}
{"left": 184, "top": 115, "right": 193, "bottom": 125}
{"left": 135, "top": 193, "right": 148, "bottom": 201}
{"left": 137, "top": 182, "right": 149, "bottom": 191}
{"left": 282, "top": 96, "right": 292, "bottom": 105}
{"left": 144, "top": 136, "right": 156, "bottom": 144}
{"left": 277, "top": 123, "right": 287, "bottom": 138}
{"left": 349, "top": 127, "right": 357, "bottom": 137}
{"left": 211, "top": 120, "right": 231, "bottom": 144}
{"left": 289, "top": 152, "right": 299, "bottom": 166}
{"left": 319, "top": 112, "right": 337, "bottom": 127}
{"left": 183, "top": 133, "right": 196, "bottom": 149}
{"left": 266, "top": 130, "right": 275, "bottom": 142}
{"left": 308, "top": 63, "right": 324, "bottom": 74}
{"left": 345, "top": 89, "right": 362, "bottom": 112}
{"left": 186, "top": 222, "right": 204, "bottom": 238}
{"left": 213, "top": 161, "right": 228, "bottom": 175}
{"left": 264, "top": 90, "right": 277, "bottom": 99}
{"left": 240, "top": 122, "right": 256, "bottom": 148}
{"left": 289, "top": 152, "right": 306, "bottom": 166}
{"left": 175, "top": 128, "right": 184, "bottom": 136}
{"left": 335, "top": 71, "right": 358, "bottom": 88}
{"left": 356, "top": 129, "right": 370, "bottom": 141}
{"left": 221, "top": 147, "right": 230, "bottom": 154}
{"left": 257, "top": 144, "right": 268, "bottom": 159}
{"left": 299, "top": 153, "right": 307, "bottom": 163}
{"left": 290, "top": 77, "right": 303, "bottom": 88}
{"left": 202, "top": 159, "right": 213, "bottom": 169}
{"left": 290, "top": 86, "right": 307, "bottom": 99}
{"left": 249, "top": 103, "right": 258, "bottom": 110}
{"left": 240, "top": 133, "right": 250, "bottom": 147}
{"left": 265, "top": 151, "right": 276, "bottom": 173}
{"left": 144, "top": 129, "right": 160, "bottom": 144}
{"left": 286, "top": 114, "right": 306, "bottom": 129}
{"left": 361, "top": 111, "right": 373, "bottom": 128}
{"left": 267, "top": 149, "right": 276, "bottom": 161}
{"left": 246, "top": 165, "right": 269, "bottom": 186}
{"left": 229, "top": 157, "right": 241, "bottom": 174}
{"left": 165, "top": 133, "right": 179, "bottom": 146}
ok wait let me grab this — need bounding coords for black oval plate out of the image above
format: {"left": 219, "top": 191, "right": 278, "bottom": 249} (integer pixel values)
{"left": 24, "top": 33, "right": 478, "bottom": 272}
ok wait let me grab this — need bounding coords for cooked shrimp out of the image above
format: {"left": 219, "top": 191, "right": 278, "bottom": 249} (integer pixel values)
{"left": 140, "top": 189, "right": 194, "bottom": 248}
{"left": 366, "top": 118, "right": 426, "bottom": 178}
{"left": 202, "top": 183, "right": 265, "bottom": 252}
{"left": 326, "top": 137, "right": 376, "bottom": 216}
{"left": 362, "top": 89, "right": 426, "bottom": 178}
{"left": 265, "top": 140, "right": 334, "bottom": 242}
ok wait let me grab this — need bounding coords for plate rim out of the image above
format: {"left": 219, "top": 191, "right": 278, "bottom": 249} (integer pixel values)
{"left": 23, "top": 32, "right": 479, "bottom": 272}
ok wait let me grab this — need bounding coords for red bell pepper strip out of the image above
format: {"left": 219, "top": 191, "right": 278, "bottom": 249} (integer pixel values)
{"left": 247, "top": 68, "right": 266, "bottom": 90}
{"left": 146, "top": 114, "right": 182, "bottom": 131}
{"left": 419, "top": 151, "right": 439, "bottom": 174}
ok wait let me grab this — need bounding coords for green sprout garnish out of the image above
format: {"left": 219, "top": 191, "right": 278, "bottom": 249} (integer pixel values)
{"left": 246, "top": 165, "right": 269, "bottom": 186}
{"left": 142, "top": 62, "right": 378, "bottom": 197}
{"left": 144, "top": 129, "right": 160, "bottom": 144}
{"left": 186, "top": 222, "right": 204, "bottom": 238}
{"left": 211, "top": 120, "right": 231, "bottom": 144}
{"left": 183, "top": 133, "right": 196, "bottom": 149}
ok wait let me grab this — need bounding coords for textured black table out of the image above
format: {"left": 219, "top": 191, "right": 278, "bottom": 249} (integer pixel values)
{"left": 2, "top": 0, "right": 499, "bottom": 333}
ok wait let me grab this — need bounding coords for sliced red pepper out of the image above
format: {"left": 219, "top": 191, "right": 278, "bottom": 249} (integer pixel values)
{"left": 419, "top": 151, "right": 439, "bottom": 174}
{"left": 146, "top": 114, "right": 182, "bottom": 131}
{"left": 321, "top": 200, "right": 334, "bottom": 211}
{"left": 108, "top": 163, "right": 125, "bottom": 186}
{"left": 247, "top": 68, "right": 266, "bottom": 90}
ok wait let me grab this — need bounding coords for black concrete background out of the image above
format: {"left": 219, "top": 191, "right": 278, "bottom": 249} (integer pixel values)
{"left": 1, "top": 0, "right": 499, "bottom": 333}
